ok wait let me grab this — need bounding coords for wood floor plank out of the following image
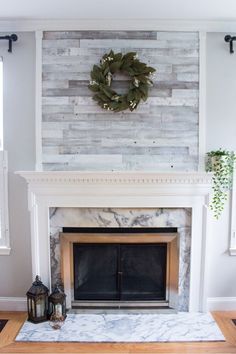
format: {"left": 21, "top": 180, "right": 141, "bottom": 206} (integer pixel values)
{"left": 1, "top": 341, "right": 236, "bottom": 354}
{"left": 0, "top": 312, "right": 27, "bottom": 350}
{"left": 212, "top": 311, "right": 236, "bottom": 346}
{"left": 0, "top": 311, "right": 236, "bottom": 354}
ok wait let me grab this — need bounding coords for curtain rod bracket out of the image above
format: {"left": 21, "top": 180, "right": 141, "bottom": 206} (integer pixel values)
{"left": 225, "top": 35, "right": 236, "bottom": 54}
{"left": 0, "top": 34, "right": 18, "bottom": 53}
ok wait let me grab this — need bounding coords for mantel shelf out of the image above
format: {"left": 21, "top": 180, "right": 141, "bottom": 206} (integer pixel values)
{"left": 16, "top": 171, "right": 213, "bottom": 186}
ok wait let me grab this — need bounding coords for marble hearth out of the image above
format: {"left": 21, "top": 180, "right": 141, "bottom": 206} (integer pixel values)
{"left": 17, "top": 171, "right": 212, "bottom": 312}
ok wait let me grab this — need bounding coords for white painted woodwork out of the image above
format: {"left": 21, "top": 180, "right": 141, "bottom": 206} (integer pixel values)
{"left": 17, "top": 170, "right": 212, "bottom": 312}
{"left": 0, "top": 0, "right": 236, "bottom": 22}
{"left": 0, "top": 151, "right": 10, "bottom": 255}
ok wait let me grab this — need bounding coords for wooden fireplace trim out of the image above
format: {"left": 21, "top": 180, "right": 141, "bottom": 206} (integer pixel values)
{"left": 60, "top": 232, "right": 179, "bottom": 309}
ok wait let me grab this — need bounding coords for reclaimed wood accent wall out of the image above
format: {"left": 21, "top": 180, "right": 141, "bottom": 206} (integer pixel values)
{"left": 42, "top": 31, "right": 199, "bottom": 171}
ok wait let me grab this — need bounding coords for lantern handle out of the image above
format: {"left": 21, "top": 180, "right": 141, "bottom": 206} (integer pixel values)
{"left": 33, "top": 275, "right": 42, "bottom": 285}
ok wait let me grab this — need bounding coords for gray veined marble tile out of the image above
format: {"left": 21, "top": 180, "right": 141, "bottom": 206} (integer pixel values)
{"left": 16, "top": 312, "right": 224, "bottom": 342}
{"left": 49, "top": 207, "right": 192, "bottom": 311}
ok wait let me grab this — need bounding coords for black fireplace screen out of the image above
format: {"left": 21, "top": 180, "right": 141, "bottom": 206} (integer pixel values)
{"left": 73, "top": 243, "right": 167, "bottom": 301}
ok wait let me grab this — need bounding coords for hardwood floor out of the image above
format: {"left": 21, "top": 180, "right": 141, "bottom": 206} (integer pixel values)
{"left": 0, "top": 311, "right": 236, "bottom": 353}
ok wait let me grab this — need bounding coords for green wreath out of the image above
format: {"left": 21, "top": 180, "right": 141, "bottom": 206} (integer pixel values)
{"left": 88, "top": 50, "right": 156, "bottom": 112}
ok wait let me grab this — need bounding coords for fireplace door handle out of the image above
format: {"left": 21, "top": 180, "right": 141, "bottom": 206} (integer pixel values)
{"left": 117, "top": 271, "right": 123, "bottom": 297}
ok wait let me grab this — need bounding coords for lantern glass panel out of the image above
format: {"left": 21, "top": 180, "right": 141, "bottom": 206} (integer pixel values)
{"left": 55, "top": 303, "right": 62, "bottom": 317}
{"left": 36, "top": 297, "right": 45, "bottom": 317}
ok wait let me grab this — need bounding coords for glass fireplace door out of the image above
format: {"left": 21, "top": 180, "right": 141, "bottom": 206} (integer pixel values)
{"left": 120, "top": 244, "right": 167, "bottom": 300}
{"left": 73, "top": 243, "right": 167, "bottom": 301}
{"left": 73, "top": 244, "right": 119, "bottom": 300}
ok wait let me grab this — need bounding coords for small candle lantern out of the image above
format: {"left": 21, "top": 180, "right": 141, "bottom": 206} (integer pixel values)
{"left": 26, "top": 275, "right": 49, "bottom": 323}
{"left": 48, "top": 284, "right": 67, "bottom": 320}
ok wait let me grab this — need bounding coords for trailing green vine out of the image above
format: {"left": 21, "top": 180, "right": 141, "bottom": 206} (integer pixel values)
{"left": 206, "top": 149, "right": 236, "bottom": 219}
{"left": 88, "top": 50, "right": 156, "bottom": 112}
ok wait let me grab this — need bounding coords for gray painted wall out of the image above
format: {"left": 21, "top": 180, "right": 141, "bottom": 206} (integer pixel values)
{"left": 0, "top": 32, "right": 35, "bottom": 296}
{"left": 0, "top": 31, "right": 235, "bottom": 301}
{"left": 42, "top": 31, "right": 199, "bottom": 171}
{"left": 206, "top": 32, "right": 236, "bottom": 297}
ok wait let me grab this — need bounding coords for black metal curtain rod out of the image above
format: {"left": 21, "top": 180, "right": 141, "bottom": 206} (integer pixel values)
{"left": 0, "top": 34, "right": 18, "bottom": 53}
{"left": 224, "top": 35, "right": 236, "bottom": 54}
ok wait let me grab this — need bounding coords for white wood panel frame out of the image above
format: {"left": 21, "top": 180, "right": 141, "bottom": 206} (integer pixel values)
{"left": 17, "top": 171, "right": 212, "bottom": 312}
{"left": 0, "top": 151, "right": 10, "bottom": 255}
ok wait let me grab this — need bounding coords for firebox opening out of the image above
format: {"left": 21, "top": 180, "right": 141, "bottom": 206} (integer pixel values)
{"left": 60, "top": 227, "right": 179, "bottom": 311}
{"left": 73, "top": 243, "right": 167, "bottom": 302}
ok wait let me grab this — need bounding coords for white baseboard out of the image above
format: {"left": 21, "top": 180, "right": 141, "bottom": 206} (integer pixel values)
{"left": 207, "top": 297, "right": 236, "bottom": 311}
{"left": 0, "top": 297, "right": 27, "bottom": 311}
{"left": 1, "top": 296, "right": 235, "bottom": 312}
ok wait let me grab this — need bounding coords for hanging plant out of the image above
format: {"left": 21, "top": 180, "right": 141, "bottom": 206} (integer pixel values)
{"left": 88, "top": 50, "right": 156, "bottom": 112}
{"left": 206, "top": 149, "right": 236, "bottom": 219}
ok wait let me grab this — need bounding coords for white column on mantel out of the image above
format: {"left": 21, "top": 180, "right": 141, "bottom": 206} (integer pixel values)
{"left": 189, "top": 201, "right": 203, "bottom": 312}
{"left": 201, "top": 201, "right": 212, "bottom": 311}
{"left": 17, "top": 171, "right": 213, "bottom": 312}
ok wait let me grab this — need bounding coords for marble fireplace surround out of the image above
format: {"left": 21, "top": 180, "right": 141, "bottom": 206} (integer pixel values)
{"left": 52, "top": 208, "right": 184, "bottom": 310}
{"left": 17, "top": 171, "right": 212, "bottom": 312}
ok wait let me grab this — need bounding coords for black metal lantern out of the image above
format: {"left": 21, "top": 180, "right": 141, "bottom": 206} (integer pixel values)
{"left": 26, "top": 275, "right": 49, "bottom": 323}
{"left": 48, "top": 284, "right": 67, "bottom": 320}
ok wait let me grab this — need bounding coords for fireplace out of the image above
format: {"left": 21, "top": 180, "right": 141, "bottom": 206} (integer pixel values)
{"left": 17, "top": 171, "right": 212, "bottom": 312}
{"left": 60, "top": 227, "right": 179, "bottom": 310}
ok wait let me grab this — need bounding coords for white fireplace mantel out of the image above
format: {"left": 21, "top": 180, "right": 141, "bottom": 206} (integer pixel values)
{"left": 17, "top": 171, "right": 212, "bottom": 186}
{"left": 17, "top": 171, "right": 213, "bottom": 312}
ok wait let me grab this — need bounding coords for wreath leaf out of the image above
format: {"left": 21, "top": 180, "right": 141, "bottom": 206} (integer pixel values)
{"left": 109, "top": 61, "right": 122, "bottom": 73}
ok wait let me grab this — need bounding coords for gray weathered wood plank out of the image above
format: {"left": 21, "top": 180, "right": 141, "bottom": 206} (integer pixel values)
{"left": 43, "top": 31, "right": 158, "bottom": 40}
{"left": 42, "top": 30, "right": 199, "bottom": 172}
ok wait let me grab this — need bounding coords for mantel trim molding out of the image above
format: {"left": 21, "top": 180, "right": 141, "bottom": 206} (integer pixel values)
{"left": 16, "top": 171, "right": 212, "bottom": 186}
